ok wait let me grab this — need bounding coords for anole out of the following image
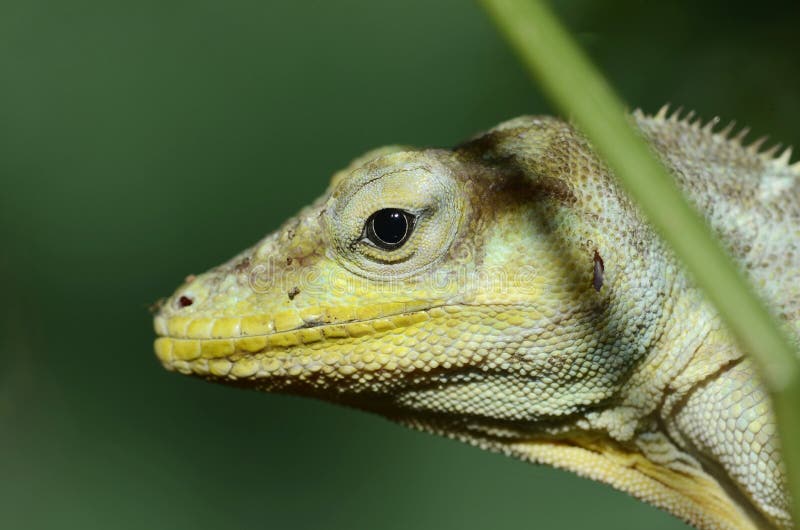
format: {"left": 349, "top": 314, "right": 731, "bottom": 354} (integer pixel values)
{"left": 153, "top": 109, "right": 798, "bottom": 529}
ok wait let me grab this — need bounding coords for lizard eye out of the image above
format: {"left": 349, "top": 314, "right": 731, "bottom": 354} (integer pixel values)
{"left": 364, "top": 208, "right": 415, "bottom": 250}
{"left": 326, "top": 153, "right": 464, "bottom": 280}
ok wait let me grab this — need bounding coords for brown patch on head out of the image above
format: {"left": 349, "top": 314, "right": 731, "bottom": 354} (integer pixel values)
{"left": 234, "top": 257, "right": 251, "bottom": 273}
{"left": 455, "top": 116, "right": 655, "bottom": 267}
{"left": 148, "top": 298, "right": 166, "bottom": 314}
{"left": 276, "top": 213, "right": 327, "bottom": 268}
{"left": 442, "top": 126, "right": 584, "bottom": 272}
{"left": 593, "top": 250, "right": 605, "bottom": 292}
{"left": 535, "top": 175, "right": 578, "bottom": 205}
{"left": 451, "top": 149, "right": 577, "bottom": 236}
{"left": 456, "top": 123, "right": 578, "bottom": 209}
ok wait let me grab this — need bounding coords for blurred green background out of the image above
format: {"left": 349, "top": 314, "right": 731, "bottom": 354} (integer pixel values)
{"left": 2, "top": 1, "right": 799, "bottom": 529}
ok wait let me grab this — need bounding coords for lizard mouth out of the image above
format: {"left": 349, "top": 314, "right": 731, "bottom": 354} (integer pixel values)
{"left": 153, "top": 300, "right": 450, "bottom": 378}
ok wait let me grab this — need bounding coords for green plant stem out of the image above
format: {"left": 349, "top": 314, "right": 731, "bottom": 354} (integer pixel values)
{"left": 479, "top": 0, "right": 800, "bottom": 519}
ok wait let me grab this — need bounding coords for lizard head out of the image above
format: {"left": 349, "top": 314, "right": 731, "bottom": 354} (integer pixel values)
{"left": 153, "top": 116, "right": 659, "bottom": 428}
{"left": 153, "top": 115, "right": 789, "bottom": 530}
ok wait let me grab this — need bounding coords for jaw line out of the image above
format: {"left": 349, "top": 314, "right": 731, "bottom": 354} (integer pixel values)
{"left": 152, "top": 302, "right": 457, "bottom": 374}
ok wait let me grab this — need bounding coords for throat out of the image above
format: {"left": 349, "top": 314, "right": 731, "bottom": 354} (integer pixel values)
{"left": 399, "top": 413, "right": 774, "bottom": 530}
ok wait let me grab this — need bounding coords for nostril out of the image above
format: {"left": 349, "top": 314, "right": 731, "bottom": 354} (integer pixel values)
{"left": 177, "top": 295, "right": 194, "bottom": 308}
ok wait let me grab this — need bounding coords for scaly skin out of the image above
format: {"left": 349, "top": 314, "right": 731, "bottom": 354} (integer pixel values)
{"left": 153, "top": 109, "right": 799, "bottom": 529}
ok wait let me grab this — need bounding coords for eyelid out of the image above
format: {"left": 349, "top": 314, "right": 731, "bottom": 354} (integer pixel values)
{"left": 333, "top": 165, "right": 429, "bottom": 200}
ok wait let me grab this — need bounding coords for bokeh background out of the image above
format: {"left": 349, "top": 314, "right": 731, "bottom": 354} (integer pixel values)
{"left": 2, "top": 1, "right": 799, "bottom": 529}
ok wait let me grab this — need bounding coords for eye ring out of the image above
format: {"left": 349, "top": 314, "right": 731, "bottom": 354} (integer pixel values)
{"left": 364, "top": 208, "right": 416, "bottom": 250}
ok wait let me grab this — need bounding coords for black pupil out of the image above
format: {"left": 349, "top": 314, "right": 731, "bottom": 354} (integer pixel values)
{"left": 370, "top": 209, "right": 409, "bottom": 246}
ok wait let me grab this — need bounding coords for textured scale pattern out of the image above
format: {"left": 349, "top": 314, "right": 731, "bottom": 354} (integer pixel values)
{"left": 154, "top": 110, "right": 798, "bottom": 530}
{"left": 672, "top": 358, "right": 785, "bottom": 525}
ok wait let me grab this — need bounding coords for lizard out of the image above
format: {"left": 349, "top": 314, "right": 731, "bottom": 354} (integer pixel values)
{"left": 152, "top": 107, "right": 799, "bottom": 530}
